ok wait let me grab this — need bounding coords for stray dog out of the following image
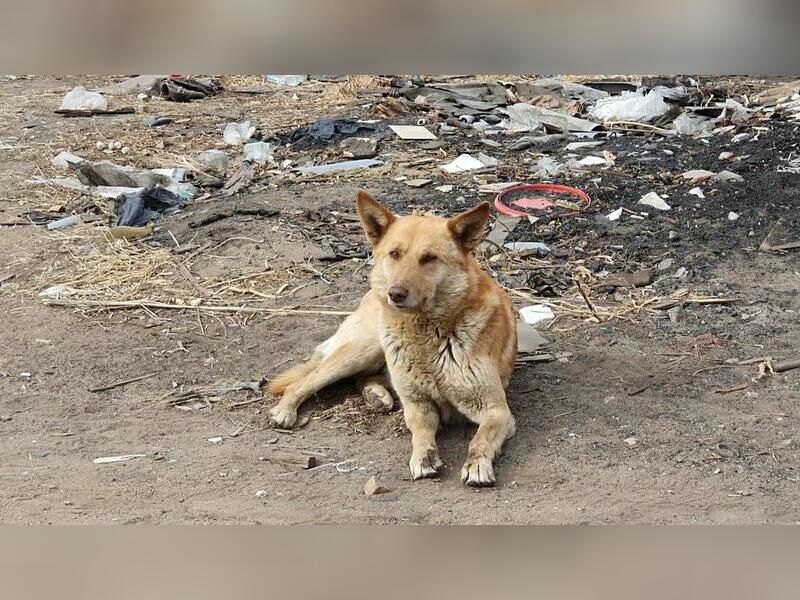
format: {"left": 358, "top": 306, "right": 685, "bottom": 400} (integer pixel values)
{"left": 268, "top": 192, "right": 517, "bottom": 486}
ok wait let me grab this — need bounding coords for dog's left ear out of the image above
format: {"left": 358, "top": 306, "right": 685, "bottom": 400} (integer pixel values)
{"left": 448, "top": 202, "right": 491, "bottom": 253}
{"left": 356, "top": 191, "right": 396, "bottom": 246}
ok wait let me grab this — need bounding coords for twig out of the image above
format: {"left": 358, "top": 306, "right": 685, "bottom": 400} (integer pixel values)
{"left": 88, "top": 371, "right": 158, "bottom": 393}
{"left": 42, "top": 298, "right": 352, "bottom": 316}
{"left": 575, "top": 278, "right": 602, "bottom": 322}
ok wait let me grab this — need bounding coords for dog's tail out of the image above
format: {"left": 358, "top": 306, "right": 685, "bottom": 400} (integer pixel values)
{"left": 267, "top": 355, "right": 322, "bottom": 396}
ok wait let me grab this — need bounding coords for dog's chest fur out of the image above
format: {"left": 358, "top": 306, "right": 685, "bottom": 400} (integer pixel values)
{"left": 380, "top": 310, "right": 493, "bottom": 410}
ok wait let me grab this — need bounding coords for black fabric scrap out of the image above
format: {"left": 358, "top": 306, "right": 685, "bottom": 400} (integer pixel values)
{"left": 116, "top": 187, "right": 185, "bottom": 227}
{"left": 282, "top": 117, "right": 379, "bottom": 149}
{"left": 150, "top": 77, "right": 222, "bottom": 102}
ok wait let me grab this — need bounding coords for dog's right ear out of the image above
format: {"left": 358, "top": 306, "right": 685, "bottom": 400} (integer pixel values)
{"left": 356, "top": 191, "right": 395, "bottom": 246}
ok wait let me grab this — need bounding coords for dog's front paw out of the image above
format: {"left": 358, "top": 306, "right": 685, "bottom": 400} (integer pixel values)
{"left": 409, "top": 448, "right": 443, "bottom": 480}
{"left": 362, "top": 383, "right": 394, "bottom": 412}
{"left": 461, "top": 455, "right": 495, "bottom": 487}
{"left": 269, "top": 405, "right": 297, "bottom": 428}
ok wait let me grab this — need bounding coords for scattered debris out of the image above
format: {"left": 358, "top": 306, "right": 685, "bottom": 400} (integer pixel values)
{"left": 638, "top": 192, "right": 671, "bottom": 211}
{"left": 624, "top": 437, "right": 639, "bottom": 446}
{"left": 60, "top": 86, "right": 107, "bottom": 111}
{"left": 223, "top": 121, "right": 256, "bottom": 146}
{"left": 389, "top": 125, "right": 437, "bottom": 140}
{"left": 519, "top": 304, "right": 556, "bottom": 326}
{"left": 244, "top": 142, "right": 274, "bottom": 164}
{"left": 296, "top": 158, "right": 383, "bottom": 176}
{"left": 606, "top": 207, "right": 623, "bottom": 221}
{"left": 265, "top": 75, "right": 308, "bottom": 86}
{"left": 150, "top": 76, "right": 222, "bottom": 102}
{"left": 340, "top": 137, "right": 378, "bottom": 158}
{"left": 688, "top": 187, "right": 705, "bottom": 199}
{"left": 364, "top": 476, "right": 391, "bottom": 496}
{"left": 93, "top": 454, "right": 146, "bottom": 464}
{"left": 208, "top": 436, "right": 223, "bottom": 444}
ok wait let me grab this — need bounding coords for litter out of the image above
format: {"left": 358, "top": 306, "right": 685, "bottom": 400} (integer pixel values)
{"left": 150, "top": 76, "right": 222, "bottom": 102}
{"left": 638, "top": 192, "right": 671, "bottom": 211}
{"left": 388, "top": 125, "right": 437, "bottom": 140}
{"left": 60, "top": 86, "right": 107, "bottom": 112}
{"left": 494, "top": 183, "right": 591, "bottom": 218}
{"left": 405, "top": 178, "right": 432, "bottom": 188}
{"left": 532, "top": 157, "right": 565, "bottom": 178}
{"left": 223, "top": 121, "right": 256, "bottom": 146}
{"left": 208, "top": 436, "right": 223, "bottom": 444}
{"left": 440, "top": 154, "right": 487, "bottom": 174}
{"left": 503, "top": 103, "right": 598, "bottom": 132}
{"left": 509, "top": 134, "right": 567, "bottom": 152}
{"left": 498, "top": 103, "right": 545, "bottom": 132}
{"left": 590, "top": 89, "right": 670, "bottom": 123}
{"left": 243, "top": 142, "right": 274, "bottom": 164}
{"left": 517, "top": 320, "right": 549, "bottom": 354}
{"left": 340, "top": 137, "right": 378, "bottom": 158}
{"left": 93, "top": 454, "right": 146, "bottom": 464}
{"left": 503, "top": 242, "right": 550, "bottom": 256}
{"left": 606, "top": 207, "right": 623, "bottom": 221}
{"left": 435, "top": 184, "right": 454, "bottom": 193}
{"left": 728, "top": 211, "right": 740, "bottom": 221}
{"left": 688, "top": 187, "right": 705, "bottom": 199}
{"left": 197, "top": 150, "right": 230, "bottom": 175}
{"left": 519, "top": 304, "right": 556, "bottom": 326}
{"left": 714, "top": 170, "right": 743, "bottom": 182}
{"left": 96, "top": 75, "right": 162, "bottom": 95}
{"left": 149, "top": 116, "right": 174, "bottom": 128}
{"left": 116, "top": 187, "right": 186, "bottom": 227}
{"left": 673, "top": 112, "right": 714, "bottom": 135}
{"left": 284, "top": 118, "right": 378, "bottom": 148}
{"left": 512, "top": 198, "right": 554, "bottom": 210}
{"left": 576, "top": 155, "right": 610, "bottom": 167}
{"left": 265, "top": 75, "right": 308, "bottom": 86}
{"left": 566, "top": 141, "right": 605, "bottom": 151}
{"left": 51, "top": 151, "right": 83, "bottom": 169}
{"left": 296, "top": 159, "right": 383, "bottom": 176}
{"left": 47, "top": 215, "right": 82, "bottom": 230}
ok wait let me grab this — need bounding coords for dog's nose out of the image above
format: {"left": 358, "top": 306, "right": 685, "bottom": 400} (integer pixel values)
{"left": 388, "top": 286, "right": 409, "bottom": 304}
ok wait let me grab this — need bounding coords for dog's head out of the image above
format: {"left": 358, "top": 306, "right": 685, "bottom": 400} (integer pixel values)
{"left": 356, "top": 191, "right": 490, "bottom": 312}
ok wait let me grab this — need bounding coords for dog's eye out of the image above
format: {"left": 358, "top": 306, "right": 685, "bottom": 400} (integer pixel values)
{"left": 388, "top": 250, "right": 401, "bottom": 260}
{"left": 420, "top": 253, "right": 437, "bottom": 265}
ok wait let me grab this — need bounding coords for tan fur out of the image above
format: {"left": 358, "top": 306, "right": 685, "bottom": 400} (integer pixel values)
{"left": 268, "top": 354, "right": 322, "bottom": 396}
{"left": 268, "top": 191, "right": 517, "bottom": 486}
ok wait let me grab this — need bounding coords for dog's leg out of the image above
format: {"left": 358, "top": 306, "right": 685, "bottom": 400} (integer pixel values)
{"left": 403, "top": 399, "right": 443, "bottom": 479}
{"left": 461, "top": 398, "right": 516, "bottom": 487}
{"left": 356, "top": 370, "right": 393, "bottom": 412}
{"left": 269, "top": 342, "right": 383, "bottom": 428}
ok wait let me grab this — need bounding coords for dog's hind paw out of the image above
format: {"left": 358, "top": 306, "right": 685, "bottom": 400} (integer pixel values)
{"left": 362, "top": 383, "right": 394, "bottom": 412}
{"left": 409, "top": 448, "right": 443, "bottom": 480}
{"left": 269, "top": 405, "right": 298, "bottom": 428}
{"left": 461, "top": 456, "right": 495, "bottom": 487}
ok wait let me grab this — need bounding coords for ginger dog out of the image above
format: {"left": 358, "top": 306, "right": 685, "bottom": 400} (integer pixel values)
{"left": 268, "top": 192, "right": 517, "bottom": 486}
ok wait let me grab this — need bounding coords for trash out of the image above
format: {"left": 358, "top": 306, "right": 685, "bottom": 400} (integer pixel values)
{"left": 388, "top": 125, "right": 437, "bottom": 140}
{"left": 606, "top": 207, "right": 623, "bottom": 221}
{"left": 728, "top": 211, "right": 740, "bottom": 221}
{"left": 116, "top": 187, "right": 186, "bottom": 227}
{"left": 405, "top": 178, "right": 432, "bottom": 188}
{"left": 296, "top": 158, "right": 383, "bottom": 176}
{"left": 673, "top": 112, "right": 714, "bottom": 135}
{"left": 208, "top": 437, "right": 223, "bottom": 444}
{"left": 731, "top": 132, "right": 750, "bottom": 143}
{"left": 47, "top": 215, "right": 82, "bottom": 230}
{"left": 502, "top": 103, "right": 598, "bottom": 133}
{"left": 265, "top": 75, "right": 308, "bottom": 86}
{"left": 503, "top": 241, "right": 550, "bottom": 256}
{"left": 681, "top": 169, "right": 715, "bottom": 183}
{"left": 104, "top": 225, "right": 153, "bottom": 241}
{"left": 243, "top": 142, "right": 274, "bottom": 164}
{"left": 508, "top": 133, "right": 567, "bottom": 152}
{"left": 51, "top": 151, "right": 83, "bottom": 169}
{"left": 220, "top": 161, "right": 255, "bottom": 197}
{"left": 476, "top": 152, "right": 499, "bottom": 167}
{"left": 519, "top": 304, "right": 556, "bottom": 326}
{"left": 714, "top": 170, "right": 743, "bottom": 182}
{"left": 638, "top": 192, "right": 671, "bottom": 211}
{"left": 517, "top": 319, "right": 549, "bottom": 354}
{"left": 197, "top": 150, "right": 230, "bottom": 175}
{"left": 590, "top": 89, "right": 670, "bottom": 123}
{"left": 73, "top": 160, "right": 172, "bottom": 189}
{"left": 624, "top": 437, "right": 638, "bottom": 446}
{"left": 150, "top": 76, "right": 222, "bottom": 102}
{"left": 93, "top": 454, "right": 146, "bottom": 464}
{"left": 435, "top": 184, "right": 454, "bottom": 193}
{"left": 576, "top": 155, "right": 610, "bottom": 167}
{"left": 440, "top": 154, "right": 487, "bottom": 174}
{"left": 364, "top": 476, "right": 391, "bottom": 496}
{"left": 533, "top": 157, "right": 565, "bottom": 178}
{"left": 512, "top": 198, "right": 554, "bottom": 210}
{"left": 255, "top": 490, "right": 268, "bottom": 498}
{"left": 719, "top": 151, "right": 735, "bottom": 161}
{"left": 60, "top": 86, "right": 107, "bottom": 112}
{"left": 223, "top": 121, "right": 256, "bottom": 146}
{"left": 480, "top": 214, "right": 519, "bottom": 255}
{"left": 566, "top": 141, "right": 605, "bottom": 151}
{"left": 284, "top": 118, "right": 378, "bottom": 148}
{"left": 149, "top": 116, "right": 174, "bottom": 128}
{"left": 262, "top": 450, "right": 320, "bottom": 469}
{"left": 340, "top": 137, "right": 378, "bottom": 158}
{"left": 602, "top": 269, "right": 654, "bottom": 288}
{"left": 688, "top": 187, "right": 705, "bottom": 199}
{"left": 498, "top": 103, "right": 545, "bottom": 132}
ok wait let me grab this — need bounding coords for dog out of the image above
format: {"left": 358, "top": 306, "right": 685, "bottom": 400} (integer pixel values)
{"left": 268, "top": 191, "right": 517, "bottom": 486}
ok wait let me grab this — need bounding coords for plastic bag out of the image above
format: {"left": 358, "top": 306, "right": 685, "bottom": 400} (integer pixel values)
{"left": 244, "top": 142, "right": 274, "bottom": 164}
{"left": 60, "top": 86, "right": 108, "bottom": 111}
{"left": 223, "top": 121, "right": 256, "bottom": 146}
{"left": 589, "top": 90, "right": 669, "bottom": 123}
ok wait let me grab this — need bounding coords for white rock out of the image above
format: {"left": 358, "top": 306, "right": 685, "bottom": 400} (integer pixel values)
{"left": 638, "top": 192, "right": 671, "bottom": 211}
{"left": 728, "top": 211, "right": 740, "bottom": 221}
{"left": 688, "top": 187, "right": 705, "bottom": 199}
{"left": 606, "top": 207, "right": 623, "bottom": 221}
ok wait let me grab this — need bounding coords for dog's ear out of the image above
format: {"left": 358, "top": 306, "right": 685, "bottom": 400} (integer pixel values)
{"left": 448, "top": 202, "right": 491, "bottom": 253}
{"left": 356, "top": 191, "right": 396, "bottom": 246}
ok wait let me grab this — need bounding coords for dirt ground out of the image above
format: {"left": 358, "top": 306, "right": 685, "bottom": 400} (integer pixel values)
{"left": 1, "top": 75, "right": 798, "bottom": 524}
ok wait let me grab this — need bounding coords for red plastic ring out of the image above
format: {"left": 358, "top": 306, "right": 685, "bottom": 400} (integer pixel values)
{"left": 494, "top": 183, "right": 592, "bottom": 218}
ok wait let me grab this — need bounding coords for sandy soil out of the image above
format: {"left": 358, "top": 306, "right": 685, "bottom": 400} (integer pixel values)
{"left": 1, "top": 75, "right": 798, "bottom": 523}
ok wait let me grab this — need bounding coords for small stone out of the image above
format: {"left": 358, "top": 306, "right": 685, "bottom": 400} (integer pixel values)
{"left": 667, "top": 306, "right": 682, "bottom": 323}
{"left": 657, "top": 258, "right": 674, "bottom": 272}
{"left": 121, "top": 147, "right": 129, "bottom": 155}
{"left": 364, "top": 476, "right": 391, "bottom": 496}
{"left": 624, "top": 437, "right": 638, "bottom": 446}
{"left": 255, "top": 490, "right": 268, "bottom": 498}
{"left": 208, "top": 436, "right": 223, "bottom": 444}
{"left": 728, "top": 211, "right": 740, "bottom": 221}
{"left": 340, "top": 137, "right": 378, "bottom": 159}
{"left": 435, "top": 184, "right": 454, "bottom": 193}
{"left": 112, "top": 141, "right": 123, "bottom": 150}
{"left": 405, "top": 178, "right": 432, "bottom": 188}
{"left": 95, "top": 141, "right": 106, "bottom": 150}
{"left": 719, "top": 151, "right": 735, "bottom": 161}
